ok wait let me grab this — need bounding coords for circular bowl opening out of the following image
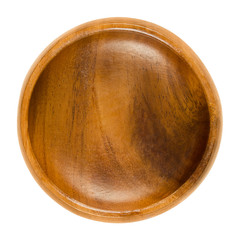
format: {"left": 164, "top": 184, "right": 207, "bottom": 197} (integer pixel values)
{"left": 18, "top": 18, "right": 222, "bottom": 222}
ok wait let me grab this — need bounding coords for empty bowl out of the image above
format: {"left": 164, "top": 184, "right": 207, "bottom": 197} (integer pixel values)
{"left": 18, "top": 18, "right": 222, "bottom": 222}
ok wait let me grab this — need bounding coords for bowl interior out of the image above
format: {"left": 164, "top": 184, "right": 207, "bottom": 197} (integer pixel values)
{"left": 28, "top": 30, "right": 210, "bottom": 212}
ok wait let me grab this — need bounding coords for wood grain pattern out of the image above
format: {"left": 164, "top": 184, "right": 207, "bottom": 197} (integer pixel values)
{"left": 18, "top": 18, "right": 222, "bottom": 222}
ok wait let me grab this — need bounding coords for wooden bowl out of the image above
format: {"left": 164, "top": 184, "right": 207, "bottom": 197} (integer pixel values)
{"left": 18, "top": 18, "right": 222, "bottom": 222}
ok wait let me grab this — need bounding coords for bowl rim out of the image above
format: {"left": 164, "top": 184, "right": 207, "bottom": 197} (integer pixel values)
{"left": 18, "top": 17, "right": 222, "bottom": 222}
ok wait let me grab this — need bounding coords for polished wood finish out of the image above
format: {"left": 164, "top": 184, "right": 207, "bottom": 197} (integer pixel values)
{"left": 18, "top": 18, "right": 222, "bottom": 222}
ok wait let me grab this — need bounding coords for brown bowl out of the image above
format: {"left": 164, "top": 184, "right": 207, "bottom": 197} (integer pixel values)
{"left": 18, "top": 18, "right": 222, "bottom": 222}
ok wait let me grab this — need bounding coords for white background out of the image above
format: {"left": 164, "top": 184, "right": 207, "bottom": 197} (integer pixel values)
{"left": 0, "top": 0, "right": 239, "bottom": 239}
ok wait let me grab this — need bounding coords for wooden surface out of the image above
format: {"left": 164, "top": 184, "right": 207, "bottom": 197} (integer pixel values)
{"left": 18, "top": 18, "right": 222, "bottom": 222}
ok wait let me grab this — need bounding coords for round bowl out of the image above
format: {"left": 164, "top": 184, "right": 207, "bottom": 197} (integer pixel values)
{"left": 18, "top": 18, "right": 222, "bottom": 222}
